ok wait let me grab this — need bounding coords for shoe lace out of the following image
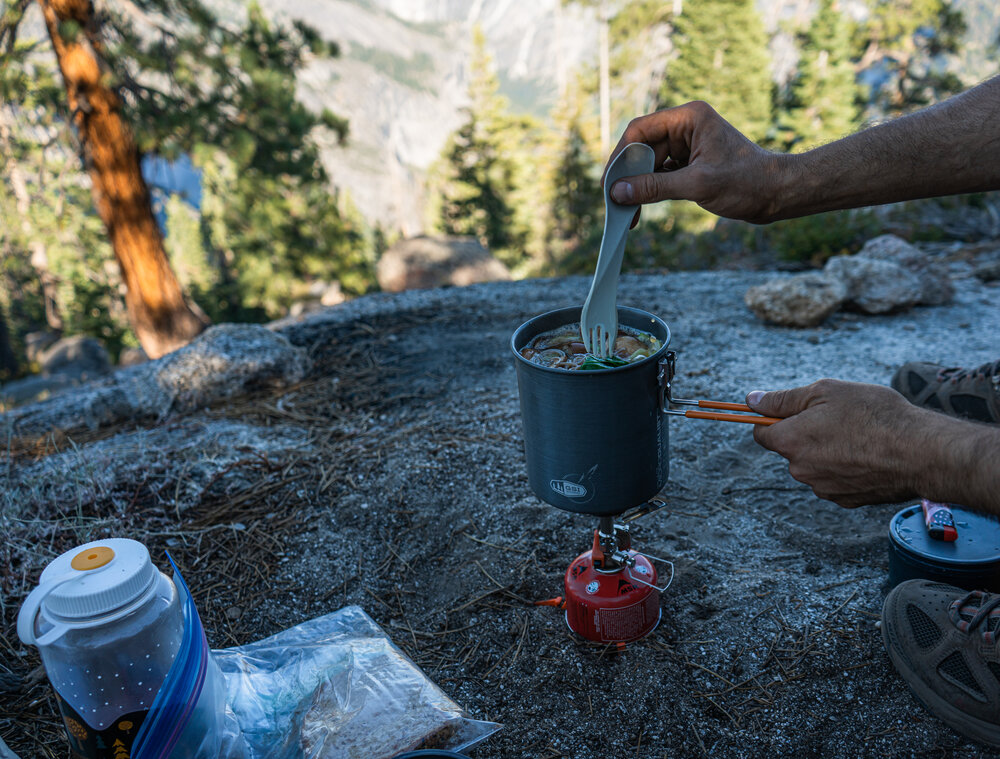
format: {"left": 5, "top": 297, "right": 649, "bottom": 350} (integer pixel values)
{"left": 949, "top": 590, "right": 1000, "bottom": 642}
{"left": 940, "top": 359, "right": 1000, "bottom": 384}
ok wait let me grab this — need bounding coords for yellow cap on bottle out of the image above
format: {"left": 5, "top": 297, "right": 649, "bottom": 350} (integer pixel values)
{"left": 70, "top": 546, "right": 115, "bottom": 571}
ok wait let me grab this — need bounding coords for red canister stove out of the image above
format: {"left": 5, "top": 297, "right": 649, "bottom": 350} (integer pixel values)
{"left": 540, "top": 503, "right": 673, "bottom": 645}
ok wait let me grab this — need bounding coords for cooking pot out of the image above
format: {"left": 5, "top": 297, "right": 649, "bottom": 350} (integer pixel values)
{"left": 511, "top": 306, "right": 671, "bottom": 516}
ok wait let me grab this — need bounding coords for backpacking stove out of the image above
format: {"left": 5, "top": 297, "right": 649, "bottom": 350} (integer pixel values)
{"left": 543, "top": 498, "right": 674, "bottom": 645}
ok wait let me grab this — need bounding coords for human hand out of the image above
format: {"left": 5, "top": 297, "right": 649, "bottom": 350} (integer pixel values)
{"left": 745, "top": 379, "right": 928, "bottom": 508}
{"left": 603, "top": 101, "right": 788, "bottom": 226}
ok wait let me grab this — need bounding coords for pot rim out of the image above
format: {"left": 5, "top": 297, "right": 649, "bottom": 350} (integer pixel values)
{"left": 510, "top": 305, "right": 672, "bottom": 376}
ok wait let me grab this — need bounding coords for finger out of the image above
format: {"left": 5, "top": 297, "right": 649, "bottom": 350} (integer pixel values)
{"left": 619, "top": 106, "right": 699, "bottom": 166}
{"left": 752, "top": 422, "right": 783, "bottom": 453}
{"left": 744, "top": 387, "right": 815, "bottom": 418}
{"left": 610, "top": 168, "right": 701, "bottom": 206}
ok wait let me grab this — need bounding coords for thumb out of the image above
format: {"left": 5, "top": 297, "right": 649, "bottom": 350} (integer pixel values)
{"left": 745, "top": 388, "right": 811, "bottom": 419}
{"left": 610, "top": 169, "right": 698, "bottom": 206}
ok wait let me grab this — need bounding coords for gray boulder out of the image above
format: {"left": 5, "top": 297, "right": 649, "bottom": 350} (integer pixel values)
{"left": 39, "top": 335, "right": 111, "bottom": 379}
{"left": 377, "top": 235, "right": 511, "bottom": 292}
{"left": 0, "top": 373, "right": 78, "bottom": 408}
{"left": 744, "top": 272, "right": 848, "bottom": 327}
{"left": 118, "top": 346, "right": 149, "bottom": 367}
{"left": 975, "top": 257, "right": 1000, "bottom": 283}
{"left": 824, "top": 254, "right": 921, "bottom": 314}
{"left": 857, "top": 234, "right": 954, "bottom": 305}
{"left": 0, "top": 336, "right": 113, "bottom": 408}
{"left": 2, "top": 324, "right": 310, "bottom": 438}
{"left": 24, "top": 331, "right": 59, "bottom": 363}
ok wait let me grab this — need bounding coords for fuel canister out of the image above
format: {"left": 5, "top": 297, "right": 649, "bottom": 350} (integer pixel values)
{"left": 564, "top": 550, "right": 660, "bottom": 643}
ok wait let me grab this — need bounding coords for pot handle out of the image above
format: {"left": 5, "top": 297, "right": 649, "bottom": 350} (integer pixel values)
{"left": 657, "top": 352, "right": 678, "bottom": 413}
{"left": 658, "top": 351, "right": 779, "bottom": 425}
{"left": 626, "top": 551, "right": 674, "bottom": 594}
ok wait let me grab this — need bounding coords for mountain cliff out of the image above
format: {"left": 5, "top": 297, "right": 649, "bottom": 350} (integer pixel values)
{"left": 259, "top": 0, "right": 597, "bottom": 235}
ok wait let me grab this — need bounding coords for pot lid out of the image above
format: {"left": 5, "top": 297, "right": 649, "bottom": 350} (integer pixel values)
{"left": 889, "top": 504, "right": 1000, "bottom": 566}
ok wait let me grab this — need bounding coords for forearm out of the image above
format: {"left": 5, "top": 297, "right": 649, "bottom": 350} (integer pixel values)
{"left": 907, "top": 410, "right": 1000, "bottom": 517}
{"left": 771, "top": 75, "right": 1000, "bottom": 220}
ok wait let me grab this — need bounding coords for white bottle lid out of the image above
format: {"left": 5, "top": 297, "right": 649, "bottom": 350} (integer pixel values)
{"left": 39, "top": 538, "right": 157, "bottom": 620}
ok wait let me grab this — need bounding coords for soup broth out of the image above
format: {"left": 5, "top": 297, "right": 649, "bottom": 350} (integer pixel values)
{"left": 519, "top": 322, "right": 660, "bottom": 370}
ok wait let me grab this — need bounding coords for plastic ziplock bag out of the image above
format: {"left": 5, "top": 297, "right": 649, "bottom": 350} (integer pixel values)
{"left": 133, "top": 555, "right": 220, "bottom": 759}
{"left": 213, "top": 606, "right": 500, "bottom": 758}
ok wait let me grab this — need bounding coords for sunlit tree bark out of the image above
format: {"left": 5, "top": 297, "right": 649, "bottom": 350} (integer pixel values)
{"left": 36, "top": 0, "right": 208, "bottom": 358}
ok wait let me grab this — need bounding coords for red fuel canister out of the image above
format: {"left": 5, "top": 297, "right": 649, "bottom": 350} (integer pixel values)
{"left": 563, "top": 549, "right": 660, "bottom": 643}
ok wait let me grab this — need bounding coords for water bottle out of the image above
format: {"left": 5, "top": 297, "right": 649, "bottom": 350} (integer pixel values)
{"left": 17, "top": 538, "right": 223, "bottom": 758}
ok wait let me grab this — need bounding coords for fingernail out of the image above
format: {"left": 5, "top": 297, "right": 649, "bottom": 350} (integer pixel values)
{"left": 746, "top": 390, "right": 765, "bottom": 407}
{"left": 611, "top": 181, "right": 633, "bottom": 203}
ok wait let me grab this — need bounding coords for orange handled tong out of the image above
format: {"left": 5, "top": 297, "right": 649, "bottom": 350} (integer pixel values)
{"left": 666, "top": 398, "right": 778, "bottom": 426}
{"left": 659, "top": 351, "right": 780, "bottom": 426}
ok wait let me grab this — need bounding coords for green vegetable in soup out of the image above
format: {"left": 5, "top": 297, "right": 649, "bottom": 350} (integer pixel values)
{"left": 579, "top": 355, "right": 630, "bottom": 371}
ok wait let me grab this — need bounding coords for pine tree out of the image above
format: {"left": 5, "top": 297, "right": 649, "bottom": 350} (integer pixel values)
{"left": 32, "top": 0, "right": 209, "bottom": 358}
{"left": 428, "top": 27, "right": 520, "bottom": 260}
{"left": 780, "top": 0, "right": 860, "bottom": 152}
{"left": 660, "top": 0, "right": 773, "bottom": 143}
{"left": 1, "top": 0, "right": 359, "bottom": 358}
{"left": 853, "top": 0, "right": 965, "bottom": 116}
{"left": 541, "top": 92, "right": 604, "bottom": 275}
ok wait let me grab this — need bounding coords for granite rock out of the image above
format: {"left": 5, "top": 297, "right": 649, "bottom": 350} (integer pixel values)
{"left": 1, "top": 324, "right": 310, "bottom": 437}
{"left": 39, "top": 335, "right": 111, "bottom": 379}
{"left": 377, "top": 235, "right": 511, "bottom": 292}
{"left": 857, "top": 234, "right": 954, "bottom": 305}
{"left": 824, "top": 254, "right": 922, "bottom": 314}
{"left": 744, "top": 272, "right": 848, "bottom": 327}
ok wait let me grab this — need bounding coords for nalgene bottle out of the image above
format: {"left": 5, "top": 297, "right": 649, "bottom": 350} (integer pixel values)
{"left": 17, "top": 538, "right": 222, "bottom": 758}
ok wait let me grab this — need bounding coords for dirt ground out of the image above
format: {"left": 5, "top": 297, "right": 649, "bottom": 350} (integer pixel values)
{"left": 4, "top": 262, "right": 1000, "bottom": 758}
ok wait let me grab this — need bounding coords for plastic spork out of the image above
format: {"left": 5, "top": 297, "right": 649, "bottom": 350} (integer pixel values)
{"left": 580, "top": 142, "right": 656, "bottom": 357}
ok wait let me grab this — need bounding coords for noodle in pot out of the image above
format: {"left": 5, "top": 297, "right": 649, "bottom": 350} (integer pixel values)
{"left": 519, "top": 322, "right": 660, "bottom": 370}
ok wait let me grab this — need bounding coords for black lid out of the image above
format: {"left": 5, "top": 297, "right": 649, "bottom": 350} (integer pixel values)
{"left": 889, "top": 504, "right": 1000, "bottom": 567}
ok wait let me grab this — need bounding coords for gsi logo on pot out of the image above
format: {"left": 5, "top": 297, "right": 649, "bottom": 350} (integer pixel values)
{"left": 550, "top": 479, "right": 588, "bottom": 499}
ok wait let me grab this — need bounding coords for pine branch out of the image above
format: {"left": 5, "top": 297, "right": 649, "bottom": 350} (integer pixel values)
{"left": 0, "top": 0, "right": 31, "bottom": 54}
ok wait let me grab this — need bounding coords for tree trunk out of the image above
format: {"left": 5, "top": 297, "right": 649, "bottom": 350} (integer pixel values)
{"left": 36, "top": 0, "right": 208, "bottom": 359}
{"left": 0, "top": 308, "right": 18, "bottom": 381}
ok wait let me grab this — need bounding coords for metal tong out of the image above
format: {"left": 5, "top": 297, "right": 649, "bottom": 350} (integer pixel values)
{"left": 659, "top": 351, "right": 779, "bottom": 426}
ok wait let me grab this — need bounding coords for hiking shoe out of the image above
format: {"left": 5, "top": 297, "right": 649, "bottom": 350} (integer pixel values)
{"left": 891, "top": 360, "right": 1000, "bottom": 423}
{"left": 882, "top": 579, "right": 1000, "bottom": 747}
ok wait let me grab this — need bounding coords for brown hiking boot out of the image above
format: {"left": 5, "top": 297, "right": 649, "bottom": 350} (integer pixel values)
{"left": 882, "top": 579, "right": 1000, "bottom": 747}
{"left": 891, "top": 360, "right": 1000, "bottom": 423}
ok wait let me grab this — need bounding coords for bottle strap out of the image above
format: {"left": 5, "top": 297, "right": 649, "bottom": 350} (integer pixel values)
{"left": 17, "top": 564, "right": 117, "bottom": 647}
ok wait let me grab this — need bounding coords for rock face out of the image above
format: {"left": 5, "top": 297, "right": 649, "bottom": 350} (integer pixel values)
{"left": 39, "top": 335, "right": 112, "bottom": 379}
{"left": 6, "top": 272, "right": 1000, "bottom": 759}
{"left": 975, "top": 258, "right": 1000, "bottom": 282}
{"left": 744, "top": 272, "right": 847, "bottom": 327}
{"left": 856, "top": 234, "right": 955, "bottom": 306}
{"left": 2, "top": 324, "right": 310, "bottom": 437}
{"left": 376, "top": 235, "right": 511, "bottom": 292}
{"left": 823, "top": 254, "right": 922, "bottom": 314}
{"left": 0, "top": 335, "right": 113, "bottom": 408}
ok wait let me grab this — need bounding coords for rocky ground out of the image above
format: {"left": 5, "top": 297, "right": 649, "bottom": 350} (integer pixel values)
{"left": 3, "top": 249, "right": 1000, "bottom": 758}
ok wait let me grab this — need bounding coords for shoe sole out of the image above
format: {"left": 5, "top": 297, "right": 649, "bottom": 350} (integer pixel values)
{"left": 882, "top": 621, "right": 1000, "bottom": 748}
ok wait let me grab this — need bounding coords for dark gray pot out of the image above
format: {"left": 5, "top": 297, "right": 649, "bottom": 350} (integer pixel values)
{"left": 510, "top": 306, "right": 671, "bottom": 517}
